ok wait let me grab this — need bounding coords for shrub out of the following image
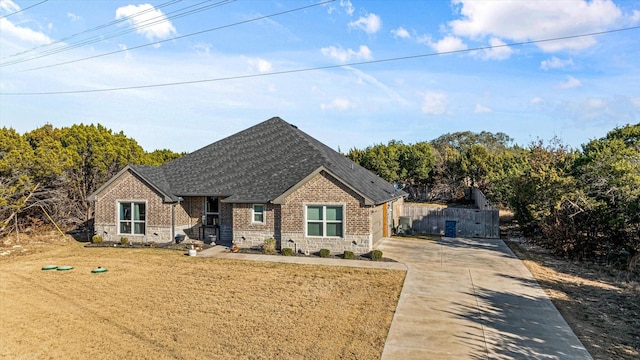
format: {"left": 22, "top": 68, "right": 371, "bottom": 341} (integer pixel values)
{"left": 281, "top": 247, "right": 293, "bottom": 256}
{"left": 343, "top": 250, "right": 355, "bottom": 259}
{"left": 319, "top": 248, "right": 331, "bottom": 258}
{"left": 120, "top": 237, "right": 128, "bottom": 245}
{"left": 91, "top": 235, "right": 103, "bottom": 244}
{"left": 369, "top": 249, "right": 383, "bottom": 261}
{"left": 263, "top": 238, "right": 276, "bottom": 254}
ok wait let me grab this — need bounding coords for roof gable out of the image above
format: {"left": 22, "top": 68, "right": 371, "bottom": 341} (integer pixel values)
{"left": 87, "top": 165, "right": 178, "bottom": 203}
{"left": 271, "top": 166, "right": 374, "bottom": 206}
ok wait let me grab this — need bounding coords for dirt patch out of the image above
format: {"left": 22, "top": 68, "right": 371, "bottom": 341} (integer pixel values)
{"left": 505, "top": 239, "right": 640, "bottom": 360}
{"left": 0, "top": 239, "right": 405, "bottom": 359}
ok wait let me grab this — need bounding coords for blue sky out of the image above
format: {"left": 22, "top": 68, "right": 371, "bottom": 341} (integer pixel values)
{"left": 1, "top": 0, "right": 639, "bottom": 153}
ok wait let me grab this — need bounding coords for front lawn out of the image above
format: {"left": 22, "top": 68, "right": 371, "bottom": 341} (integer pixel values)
{"left": 0, "top": 240, "right": 405, "bottom": 359}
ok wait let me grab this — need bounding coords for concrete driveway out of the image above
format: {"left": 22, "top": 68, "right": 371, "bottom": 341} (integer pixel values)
{"left": 377, "top": 237, "right": 592, "bottom": 360}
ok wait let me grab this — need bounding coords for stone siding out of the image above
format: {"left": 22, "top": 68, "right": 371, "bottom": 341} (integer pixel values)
{"left": 232, "top": 203, "right": 280, "bottom": 248}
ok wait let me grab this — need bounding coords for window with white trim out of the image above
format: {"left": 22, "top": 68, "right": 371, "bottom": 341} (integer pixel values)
{"left": 306, "top": 205, "right": 343, "bottom": 237}
{"left": 119, "top": 202, "right": 146, "bottom": 235}
{"left": 252, "top": 204, "right": 265, "bottom": 223}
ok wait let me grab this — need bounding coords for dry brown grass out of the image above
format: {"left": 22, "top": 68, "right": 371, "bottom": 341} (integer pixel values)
{"left": 0, "top": 239, "right": 405, "bottom": 359}
{"left": 506, "top": 240, "right": 640, "bottom": 360}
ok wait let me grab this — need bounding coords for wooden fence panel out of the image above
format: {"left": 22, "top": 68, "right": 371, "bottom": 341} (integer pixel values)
{"left": 401, "top": 205, "right": 499, "bottom": 239}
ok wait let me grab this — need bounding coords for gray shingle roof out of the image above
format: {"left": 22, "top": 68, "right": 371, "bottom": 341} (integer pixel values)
{"left": 133, "top": 117, "right": 405, "bottom": 204}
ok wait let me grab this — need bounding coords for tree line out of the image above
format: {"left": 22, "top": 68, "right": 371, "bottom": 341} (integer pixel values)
{"left": 1, "top": 122, "right": 638, "bottom": 268}
{"left": 1, "top": 124, "right": 183, "bottom": 237}
{"left": 346, "top": 124, "right": 639, "bottom": 268}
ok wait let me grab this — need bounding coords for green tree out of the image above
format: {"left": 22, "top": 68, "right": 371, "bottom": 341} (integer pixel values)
{"left": 509, "top": 138, "right": 577, "bottom": 239}
{"left": 430, "top": 131, "right": 514, "bottom": 201}
{"left": 347, "top": 141, "right": 404, "bottom": 183}
{"left": 397, "top": 142, "right": 436, "bottom": 199}
{"left": 0, "top": 128, "right": 37, "bottom": 235}
{"left": 572, "top": 124, "right": 640, "bottom": 261}
{"left": 1, "top": 123, "right": 185, "bottom": 236}
{"left": 143, "top": 148, "right": 186, "bottom": 166}
{"left": 60, "top": 124, "right": 146, "bottom": 222}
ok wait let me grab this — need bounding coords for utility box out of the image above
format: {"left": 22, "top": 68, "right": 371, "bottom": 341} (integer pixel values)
{"left": 397, "top": 216, "right": 413, "bottom": 236}
{"left": 175, "top": 234, "right": 186, "bottom": 244}
{"left": 399, "top": 216, "right": 413, "bottom": 229}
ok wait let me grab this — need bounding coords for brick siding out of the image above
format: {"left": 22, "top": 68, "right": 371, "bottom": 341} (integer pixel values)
{"left": 93, "top": 170, "right": 173, "bottom": 243}
{"left": 94, "top": 169, "right": 395, "bottom": 254}
{"left": 231, "top": 171, "right": 375, "bottom": 253}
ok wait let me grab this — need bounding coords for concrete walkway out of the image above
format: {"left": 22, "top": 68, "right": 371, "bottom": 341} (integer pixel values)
{"left": 198, "top": 237, "right": 592, "bottom": 360}
{"left": 378, "top": 237, "right": 592, "bottom": 360}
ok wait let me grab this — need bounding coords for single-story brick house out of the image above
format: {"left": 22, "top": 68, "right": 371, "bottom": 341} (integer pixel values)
{"left": 88, "top": 117, "right": 406, "bottom": 254}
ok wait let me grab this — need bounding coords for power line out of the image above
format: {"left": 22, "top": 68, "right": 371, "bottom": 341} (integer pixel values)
{"left": 1, "top": 0, "right": 236, "bottom": 67}
{"left": 0, "top": 0, "right": 48, "bottom": 20}
{"left": 12, "top": 0, "right": 334, "bottom": 73}
{"left": 2, "top": 25, "right": 639, "bottom": 96}
{"left": 1, "top": 0, "right": 182, "bottom": 60}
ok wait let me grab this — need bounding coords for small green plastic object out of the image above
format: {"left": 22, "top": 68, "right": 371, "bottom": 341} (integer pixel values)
{"left": 56, "top": 266, "right": 73, "bottom": 271}
{"left": 41, "top": 265, "right": 58, "bottom": 271}
{"left": 91, "top": 267, "right": 107, "bottom": 273}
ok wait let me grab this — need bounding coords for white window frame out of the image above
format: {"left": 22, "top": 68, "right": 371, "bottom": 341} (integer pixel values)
{"left": 252, "top": 204, "right": 265, "bottom": 224}
{"left": 305, "top": 204, "right": 344, "bottom": 238}
{"left": 118, "top": 201, "right": 146, "bottom": 236}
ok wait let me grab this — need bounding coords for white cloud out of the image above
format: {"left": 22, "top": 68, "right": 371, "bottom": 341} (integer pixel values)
{"left": 115, "top": 4, "right": 176, "bottom": 42}
{"left": 348, "top": 13, "right": 381, "bottom": 34}
{"left": 0, "top": 0, "right": 20, "bottom": 14}
{"left": 420, "top": 91, "right": 448, "bottom": 115}
{"left": 632, "top": 10, "right": 640, "bottom": 24}
{"left": 586, "top": 97, "right": 606, "bottom": 109}
{"left": 449, "top": 0, "right": 624, "bottom": 52}
{"left": 474, "top": 104, "right": 492, "bottom": 113}
{"left": 391, "top": 26, "right": 410, "bottom": 39}
{"left": 427, "top": 35, "right": 468, "bottom": 53}
{"left": 559, "top": 75, "right": 582, "bottom": 89}
{"left": 345, "top": 66, "right": 408, "bottom": 105}
{"left": 631, "top": 97, "right": 640, "bottom": 109}
{"left": 0, "top": 18, "right": 51, "bottom": 45}
{"left": 530, "top": 96, "right": 545, "bottom": 105}
{"left": 67, "top": 12, "right": 81, "bottom": 22}
{"left": 540, "top": 56, "right": 574, "bottom": 70}
{"left": 247, "top": 58, "right": 272, "bottom": 73}
{"left": 321, "top": 45, "right": 372, "bottom": 63}
{"left": 193, "top": 42, "right": 211, "bottom": 56}
{"left": 475, "top": 37, "right": 513, "bottom": 60}
{"left": 340, "top": 0, "right": 354, "bottom": 16}
{"left": 118, "top": 44, "right": 131, "bottom": 60}
{"left": 321, "top": 98, "right": 353, "bottom": 111}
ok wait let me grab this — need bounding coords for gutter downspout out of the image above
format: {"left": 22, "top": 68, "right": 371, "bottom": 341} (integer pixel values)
{"left": 171, "top": 203, "right": 175, "bottom": 243}
{"left": 171, "top": 197, "right": 183, "bottom": 244}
